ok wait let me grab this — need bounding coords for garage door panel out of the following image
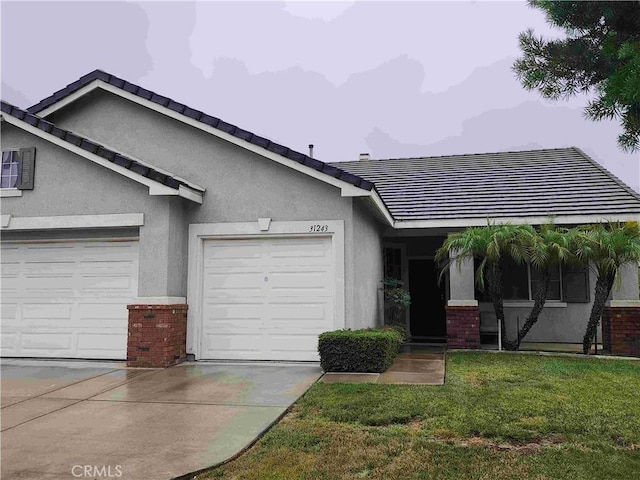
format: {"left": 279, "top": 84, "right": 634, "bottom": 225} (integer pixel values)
{"left": 1, "top": 303, "right": 18, "bottom": 318}
{"left": 201, "top": 236, "right": 334, "bottom": 361}
{"left": 1, "top": 240, "right": 138, "bottom": 359}
{"left": 203, "top": 333, "right": 263, "bottom": 355}
{"left": 20, "top": 332, "right": 74, "bottom": 352}
{"left": 75, "top": 302, "right": 132, "bottom": 321}
{"left": 204, "top": 271, "right": 264, "bottom": 292}
{"left": 269, "top": 270, "right": 332, "bottom": 294}
{"left": 1, "top": 333, "right": 18, "bottom": 350}
{"left": 22, "top": 303, "right": 74, "bottom": 320}
{"left": 204, "top": 242, "right": 262, "bottom": 262}
{"left": 268, "top": 302, "right": 330, "bottom": 320}
{"left": 76, "top": 333, "right": 127, "bottom": 358}
{"left": 268, "top": 239, "right": 330, "bottom": 258}
{"left": 204, "top": 304, "right": 262, "bottom": 321}
{"left": 78, "top": 275, "right": 137, "bottom": 294}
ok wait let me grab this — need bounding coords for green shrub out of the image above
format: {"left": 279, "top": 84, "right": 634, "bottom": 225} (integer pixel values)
{"left": 381, "top": 324, "right": 409, "bottom": 342}
{"left": 318, "top": 329, "right": 402, "bottom": 373}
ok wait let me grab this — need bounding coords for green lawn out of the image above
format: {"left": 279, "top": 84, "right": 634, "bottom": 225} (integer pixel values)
{"left": 198, "top": 352, "right": 640, "bottom": 480}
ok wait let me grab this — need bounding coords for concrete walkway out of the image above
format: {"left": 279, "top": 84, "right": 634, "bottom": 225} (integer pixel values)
{"left": 320, "top": 351, "right": 445, "bottom": 385}
{"left": 1, "top": 360, "right": 321, "bottom": 480}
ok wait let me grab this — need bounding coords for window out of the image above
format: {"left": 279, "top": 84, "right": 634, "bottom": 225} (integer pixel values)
{"left": 475, "top": 257, "right": 589, "bottom": 303}
{"left": 0, "top": 147, "right": 36, "bottom": 191}
{"left": 1, "top": 151, "right": 20, "bottom": 188}
{"left": 384, "top": 246, "right": 403, "bottom": 281}
{"left": 502, "top": 257, "right": 529, "bottom": 300}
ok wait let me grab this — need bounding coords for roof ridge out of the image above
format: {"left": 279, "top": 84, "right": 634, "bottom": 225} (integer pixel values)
{"left": 26, "top": 70, "right": 373, "bottom": 192}
{"left": 331, "top": 147, "right": 576, "bottom": 165}
{"left": 1, "top": 100, "right": 197, "bottom": 192}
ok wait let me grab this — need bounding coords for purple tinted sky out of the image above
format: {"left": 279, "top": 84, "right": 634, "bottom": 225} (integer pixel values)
{"left": 2, "top": 1, "right": 638, "bottom": 192}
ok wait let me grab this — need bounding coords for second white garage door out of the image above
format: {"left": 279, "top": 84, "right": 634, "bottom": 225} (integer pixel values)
{"left": 1, "top": 239, "right": 138, "bottom": 360}
{"left": 200, "top": 236, "right": 335, "bottom": 361}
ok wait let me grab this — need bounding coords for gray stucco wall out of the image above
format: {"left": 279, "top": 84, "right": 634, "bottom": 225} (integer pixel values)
{"left": 0, "top": 123, "right": 187, "bottom": 298}
{"left": 18, "top": 91, "right": 386, "bottom": 329}
{"left": 351, "top": 198, "right": 384, "bottom": 329}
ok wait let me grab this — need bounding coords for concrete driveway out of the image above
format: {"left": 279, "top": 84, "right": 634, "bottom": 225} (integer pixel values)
{"left": 1, "top": 359, "right": 321, "bottom": 480}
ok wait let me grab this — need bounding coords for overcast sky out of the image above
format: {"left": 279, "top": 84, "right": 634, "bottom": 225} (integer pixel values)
{"left": 2, "top": 1, "right": 638, "bottom": 192}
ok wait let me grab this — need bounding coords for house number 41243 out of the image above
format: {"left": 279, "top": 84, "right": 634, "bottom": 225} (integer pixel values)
{"left": 309, "top": 224, "right": 329, "bottom": 233}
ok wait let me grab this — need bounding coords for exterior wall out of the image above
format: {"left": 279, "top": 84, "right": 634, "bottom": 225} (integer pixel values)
{"left": 446, "top": 306, "right": 481, "bottom": 349}
{"left": 601, "top": 307, "right": 640, "bottom": 357}
{"left": 48, "top": 90, "right": 354, "bottom": 223}
{"left": 351, "top": 199, "right": 384, "bottom": 329}
{"left": 47, "top": 91, "right": 370, "bottom": 330}
{"left": 127, "top": 304, "right": 188, "bottom": 367}
{"left": 0, "top": 123, "right": 186, "bottom": 298}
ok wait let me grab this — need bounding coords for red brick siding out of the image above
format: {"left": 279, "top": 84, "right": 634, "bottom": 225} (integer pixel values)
{"left": 127, "top": 304, "right": 188, "bottom": 368}
{"left": 446, "top": 306, "right": 481, "bottom": 349}
{"left": 601, "top": 307, "right": 640, "bottom": 358}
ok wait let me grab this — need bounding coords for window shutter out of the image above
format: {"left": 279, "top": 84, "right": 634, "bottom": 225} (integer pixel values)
{"left": 16, "top": 147, "right": 35, "bottom": 190}
{"left": 562, "top": 264, "right": 590, "bottom": 303}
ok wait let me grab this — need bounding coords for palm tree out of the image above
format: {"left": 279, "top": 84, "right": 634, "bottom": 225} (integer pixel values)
{"left": 573, "top": 222, "right": 640, "bottom": 354}
{"left": 505, "top": 224, "right": 573, "bottom": 350}
{"left": 436, "top": 223, "right": 534, "bottom": 348}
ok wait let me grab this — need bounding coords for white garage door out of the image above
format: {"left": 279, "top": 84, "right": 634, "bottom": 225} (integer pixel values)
{"left": 1, "top": 239, "right": 138, "bottom": 359}
{"left": 201, "top": 236, "right": 334, "bottom": 361}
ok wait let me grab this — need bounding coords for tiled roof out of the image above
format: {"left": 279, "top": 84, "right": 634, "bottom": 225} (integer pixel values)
{"left": 1, "top": 100, "right": 196, "bottom": 191}
{"left": 27, "top": 70, "right": 374, "bottom": 192}
{"left": 330, "top": 148, "right": 640, "bottom": 221}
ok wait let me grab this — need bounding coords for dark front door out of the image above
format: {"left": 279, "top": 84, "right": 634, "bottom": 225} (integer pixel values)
{"left": 409, "top": 259, "right": 446, "bottom": 339}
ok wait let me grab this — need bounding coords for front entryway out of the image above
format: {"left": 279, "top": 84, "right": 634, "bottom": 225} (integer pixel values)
{"left": 408, "top": 259, "right": 446, "bottom": 341}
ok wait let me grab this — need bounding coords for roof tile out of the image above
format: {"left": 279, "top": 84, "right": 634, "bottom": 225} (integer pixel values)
{"left": 136, "top": 87, "right": 153, "bottom": 100}
{"left": 80, "top": 139, "right": 99, "bottom": 154}
{"left": 122, "top": 82, "right": 139, "bottom": 94}
{"left": 200, "top": 114, "right": 220, "bottom": 128}
{"left": 37, "top": 120, "right": 53, "bottom": 133}
{"left": 64, "top": 132, "right": 82, "bottom": 146}
{"left": 183, "top": 107, "right": 203, "bottom": 121}
{"left": 330, "top": 148, "right": 640, "bottom": 221}
{"left": 111, "top": 77, "right": 125, "bottom": 89}
{"left": 150, "top": 93, "right": 170, "bottom": 107}
{"left": 216, "top": 120, "right": 236, "bottom": 134}
{"left": 234, "top": 128, "right": 253, "bottom": 142}
{"left": 167, "top": 100, "right": 186, "bottom": 114}
{"left": 113, "top": 154, "right": 132, "bottom": 168}
{"left": 267, "top": 142, "right": 288, "bottom": 156}
{"left": 252, "top": 136, "right": 271, "bottom": 149}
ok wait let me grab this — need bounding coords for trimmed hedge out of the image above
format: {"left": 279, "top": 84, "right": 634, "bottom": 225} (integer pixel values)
{"left": 318, "top": 329, "right": 402, "bottom": 373}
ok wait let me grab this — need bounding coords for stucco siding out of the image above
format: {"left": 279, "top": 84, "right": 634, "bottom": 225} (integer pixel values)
{"left": 0, "top": 123, "right": 185, "bottom": 298}
{"left": 351, "top": 199, "right": 384, "bottom": 329}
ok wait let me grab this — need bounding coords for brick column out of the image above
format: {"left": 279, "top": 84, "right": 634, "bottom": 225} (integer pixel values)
{"left": 601, "top": 306, "right": 640, "bottom": 358}
{"left": 446, "top": 306, "right": 481, "bottom": 349}
{"left": 127, "top": 304, "right": 188, "bottom": 368}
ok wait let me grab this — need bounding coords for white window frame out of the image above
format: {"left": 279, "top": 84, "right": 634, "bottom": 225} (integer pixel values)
{"left": 1, "top": 150, "right": 22, "bottom": 196}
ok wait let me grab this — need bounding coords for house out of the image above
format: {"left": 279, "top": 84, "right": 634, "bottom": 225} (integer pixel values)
{"left": 2, "top": 70, "right": 639, "bottom": 366}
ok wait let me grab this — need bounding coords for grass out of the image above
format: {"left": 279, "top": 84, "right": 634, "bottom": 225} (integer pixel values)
{"left": 196, "top": 352, "right": 640, "bottom": 480}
